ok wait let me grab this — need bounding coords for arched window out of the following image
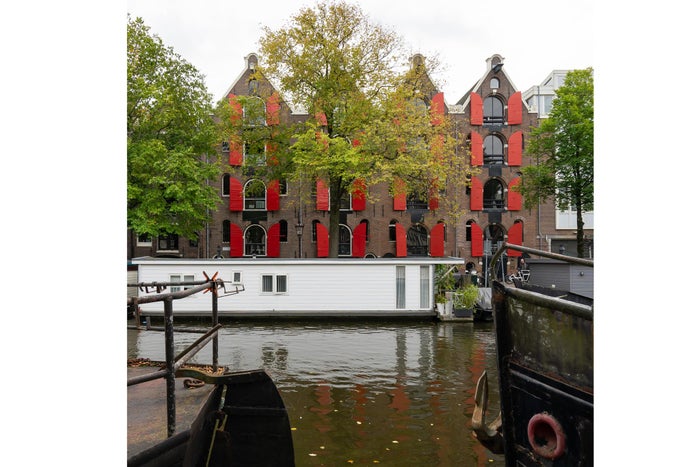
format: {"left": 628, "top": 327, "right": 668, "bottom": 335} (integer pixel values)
{"left": 407, "top": 224, "right": 428, "bottom": 256}
{"left": 389, "top": 219, "right": 398, "bottom": 241}
{"left": 222, "top": 174, "right": 230, "bottom": 196}
{"left": 483, "top": 96, "right": 504, "bottom": 123}
{"left": 244, "top": 224, "right": 266, "bottom": 256}
{"left": 248, "top": 78, "right": 259, "bottom": 95}
{"left": 339, "top": 224, "right": 351, "bottom": 256}
{"left": 466, "top": 220, "right": 475, "bottom": 241}
{"left": 484, "top": 134, "right": 504, "bottom": 165}
{"left": 244, "top": 140, "right": 266, "bottom": 166}
{"left": 484, "top": 179, "right": 505, "bottom": 209}
{"left": 244, "top": 179, "right": 266, "bottom": 210}
{"left": 490, "top": 77, "right": 500, "bottom": 89}
{"left": 223, "top": 220, "right": 231, "bottom": 243}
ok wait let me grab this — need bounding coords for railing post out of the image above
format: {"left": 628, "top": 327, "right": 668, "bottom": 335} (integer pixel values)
{"left": 211, "top": 280, "right": 219, "bottom": 372}
{"left": 164, "top": 297, "right": 176, "bottom": 438}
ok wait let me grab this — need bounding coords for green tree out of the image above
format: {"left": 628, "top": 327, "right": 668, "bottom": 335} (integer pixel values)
{"left": 127, "top": 15, "right": 221, "bottom": 241}
{"left": 520, "top": 68, "right": 594, "bottom": 258}
{"left": 257, "top": 1, "right": 466, "bottom": 256}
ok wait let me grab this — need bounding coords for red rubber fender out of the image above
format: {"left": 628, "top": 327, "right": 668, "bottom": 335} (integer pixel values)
{"left": 527, "top": 412, "right": 566, "bottom": 459}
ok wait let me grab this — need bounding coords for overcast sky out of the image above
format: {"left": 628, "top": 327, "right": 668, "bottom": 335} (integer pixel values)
{"left": 127, "top": 0, "right": 595, "bottom": 105}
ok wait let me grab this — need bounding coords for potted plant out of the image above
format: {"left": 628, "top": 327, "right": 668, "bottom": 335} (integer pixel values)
{"left": 453, "top": 284, "right": 479, "bottom": 318}
{"left": 434, "top": 265, "right": 456, "bottom": 315}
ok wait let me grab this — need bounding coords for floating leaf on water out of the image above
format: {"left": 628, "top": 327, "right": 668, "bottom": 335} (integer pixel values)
{"left": 291, "top": 427, "right": 297, "bottom": 431}
{"left": 309, "top": 453, "right": 317, "bottom": 457}
{"left": 356, "top": 421, "right": 362, "bottom": 425}
{"left": 392, "top": 440, "right": 399, "bottom": 444}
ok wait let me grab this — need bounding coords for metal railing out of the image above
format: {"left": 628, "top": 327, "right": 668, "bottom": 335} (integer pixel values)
{"left": 127, "top": 274, "right": 240, "bottom": 438}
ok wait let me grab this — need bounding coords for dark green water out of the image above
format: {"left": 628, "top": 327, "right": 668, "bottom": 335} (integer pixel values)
{"left": 127, "top": 319, "right": 505, "bottom": 466}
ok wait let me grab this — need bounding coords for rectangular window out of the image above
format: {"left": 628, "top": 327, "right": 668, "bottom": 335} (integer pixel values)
{"left": 261, "top": 274, "right": 288, "bottom": 294}
{"left": 396, "top": 266, "right": 406, "bottom": 309}
{"left": 184, "top": 274, "right": 195, "bottom": 290}
{"left": 420, "top": 266, "right": 429, "bottom": 308}
{"left": 136, "top": 233, "right": 152, "bottom": 246}
{"left": 170, "top": 274, "right": 181, "bottom": 293}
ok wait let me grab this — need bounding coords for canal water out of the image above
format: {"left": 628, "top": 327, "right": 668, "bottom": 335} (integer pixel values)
{"left": 127, "top": 319, "right": 506, "bottom": 466}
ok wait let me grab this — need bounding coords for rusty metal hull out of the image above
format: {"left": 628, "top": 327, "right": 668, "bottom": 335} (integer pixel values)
{"left": 492, "top": 280, "right": 593, "bottom": 466}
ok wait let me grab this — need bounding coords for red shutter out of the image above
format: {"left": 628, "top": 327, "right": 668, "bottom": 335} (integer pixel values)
{"left": 228, "top": 94, "right": 242, "bottom": 123}
{"left": 471, "top": 132, "right": 483, "bottom": 166}
{"left": 471, "top": 223, "right": 483, "bottom": 257}
{"left": 267, "top": 180, "right": 280, "bottom": 211}
{"left": 430, "top": 92, "right": 445, "bottom": 126}
{"left": 470, "top": 177, "right": 483, "bottom": 211}
{"left": 508, "top": 131, "right": 522, "bottom": 166}
{"left": 507, "top": 177, "right": 522, "bottom": 211}
{"left": 229, "top": 137, "right": 243, "bottom": 166}
{"left": 266, "top": 141, "right": 279, "bottom": 166}
{"left": 267, "top": 223, "right": 280, "bottom": 257}
{"left": 229, "top": 224, "right": 243, "bottom": 258}
{"left": 507, "top": 222, "right": 523, "bottom": 257}
{"left": 352, "top": 222, "right": 367, "bottom": 257}
{"left": 393, "top": 179, "right": 406, "bottom": 211}
{"left": 429, "top": 180, "right": 439, "bottom": 210}
{"left": 316, "top": 180, "right": 329, "bottom": 211}
{"left": 430, "top": 223, "right": 445, "bottom": 257}
{"left": 266, "top": 93, "right": 280, "bottom": 125}
{"left": 507, "top": 92, "right": 522, "bottom": 125}
{"left": 470, "top": 93, "right": 483, "bottom": 125}
{"left": 351, "top": 179, "right": 366, "bottom": 211}
{"left": 316, "top": 223, "right": 329, "bottom": 257}
{"left": 395, "top": 223, "right": 407, "bottom": 257}
{"left": 316, "top": 112, "right": 327, "bottom": 126}
{"left": 229, "top": 178, "right": 243, "bottom": 211}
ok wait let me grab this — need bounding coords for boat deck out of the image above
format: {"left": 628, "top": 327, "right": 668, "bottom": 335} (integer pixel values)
{"left": 127, "top": 366, "right": 214, "bottom": 459}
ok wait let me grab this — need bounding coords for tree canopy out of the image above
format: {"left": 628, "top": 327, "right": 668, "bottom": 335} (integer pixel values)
{"left": 127, "top": 15, "right": 222, "bottom": 240}
{"left": 253, "top": 1, "right": 468, "bottom": 256}
{"left": 520, "top": 67, "right": 594, "bottom": 257}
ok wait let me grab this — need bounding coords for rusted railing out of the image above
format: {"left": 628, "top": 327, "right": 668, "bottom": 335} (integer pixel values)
{"left": 127, "top": 275, "right": 230, "bottom": 438}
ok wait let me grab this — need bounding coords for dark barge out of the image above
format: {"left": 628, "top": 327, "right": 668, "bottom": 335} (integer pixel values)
{"left": 472, "top": 244, "right": 593, "bottom": 466}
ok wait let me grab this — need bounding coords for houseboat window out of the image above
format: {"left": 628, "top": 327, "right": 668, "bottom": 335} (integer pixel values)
{"left": 396, "top": 266, "right": 406, "bottom": 309}
{"left": 183, "top": 274, "right": 194, "bottom": 290}
{"left": 420, "top": 266, "right": 429, "bottom": 308}
{"left": 232, "top": 271, "right": 242, "bottom": 284}
{"left": 261, "top": 274, "right": 288, "bottom": 294}
{"left": 170, "top": 274, "right": 181, "bottom": 293}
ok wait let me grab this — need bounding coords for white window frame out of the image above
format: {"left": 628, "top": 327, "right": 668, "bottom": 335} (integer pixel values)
{"left": 261, "top": 273, "right": 288, "bottom": 295}
{"left": 169, "top": 274, "right": 195, "bottom": 293}
{"left": 232, "top": 271, "right": 242, "bottom": 285}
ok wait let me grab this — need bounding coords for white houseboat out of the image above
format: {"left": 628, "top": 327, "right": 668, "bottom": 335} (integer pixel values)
{"left": 132, "top": 256, "right": 464, "bottom": 318}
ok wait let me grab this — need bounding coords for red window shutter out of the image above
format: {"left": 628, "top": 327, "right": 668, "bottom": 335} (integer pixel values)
{"left": 352, "top": 222, "right": 367, "bottom": 257}
{"left": 316, "top": 223, "right": 329, "bottom": 258}
{"left": 267, "top": 180, "right": 280, "bottom": 211}
{"left": 471, "top": 223, "right": 483, "bottom": 257}
{"left": 228, "top": 94, "right": 242, "bottom": 124}
{"left": 351, "top": 179, "right": 366, "bottom": 211}
{"left": 507, "top": 92, "right": 522, "bottom": 125}
{"left": 393, "top": 179, "right": 406, "bottom": 211}
{"left": 430, "top": 92, "right": 445, "bottom": 126}
{"left": 507, "top": 222, "right": 523, "bottom": 257}
{"left": 229, "top": 177, "right": 243, "bottom": 211}
{"left": 429, "top": 181, "right": 439, "bottom": 210}
{"left": 316, "top": 179, "right": 329, "bottom": 211}
{"left": 229, "top": 224, "right": 243, "bottom": 258}
{"left": 229, "top": 137, "right": 243, "bottom": 166}
{"left": 508, "top": 131, "right": 522, "bottom": 166}
{"left": 267, "top": 223, "right": 281, "bottom": 257}
{"left": 266, "top": 93, "right": 281, "bottom": 125}
{"left": 395, "top": 223, "right": 407, "bottom": 257}
{"left": 316, "top": 112, "right": 327, "bottom": 126}
{"left": 471, "top": 132, "right": 483, "bottom": 166}
{"left": 430, "top": 223, "right": 445, "bottom": 257}
{"left": 470, "top": 93, "right": 483, "bottom": 125}
{"left": 507, "top": 177, "right": 522, "bottom": 211}
{"left": 266, "top": 142, "right": 279, "bottom": 166}
{"left": 470, "top": 177, "right": 483, "bottom": 211}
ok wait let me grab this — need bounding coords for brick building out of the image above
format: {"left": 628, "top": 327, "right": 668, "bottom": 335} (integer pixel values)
{"left": 128, "top": 53, "right": 579, "bottom": 279}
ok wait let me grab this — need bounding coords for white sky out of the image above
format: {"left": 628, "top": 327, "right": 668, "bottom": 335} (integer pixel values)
{"left": 127, "top": 0, "right": 595, "bottom": 105}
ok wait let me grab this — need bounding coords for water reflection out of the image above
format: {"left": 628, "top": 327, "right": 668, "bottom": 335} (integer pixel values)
{"left": 127, "top": 320, "right": 505, "bottom": 466}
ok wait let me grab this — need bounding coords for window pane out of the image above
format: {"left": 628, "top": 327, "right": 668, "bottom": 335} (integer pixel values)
{"left": 396, "top": 266, "right": 406, "bottom": 309}
{"left": 420, "top": 266, "right": 429, "bottom": 308}
{"left": 276, "top": 275, "right": 287, "bottom": 293}
{"left": 262, "top": 275, "right": 273, "bottom": 292}
{"left": 184, "top": 274, "right": 195, "bottom": 290}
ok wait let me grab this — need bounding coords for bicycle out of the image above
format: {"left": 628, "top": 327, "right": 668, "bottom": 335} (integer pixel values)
{"left": 506, "top": 269, "right": 530, "bottom": 284}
